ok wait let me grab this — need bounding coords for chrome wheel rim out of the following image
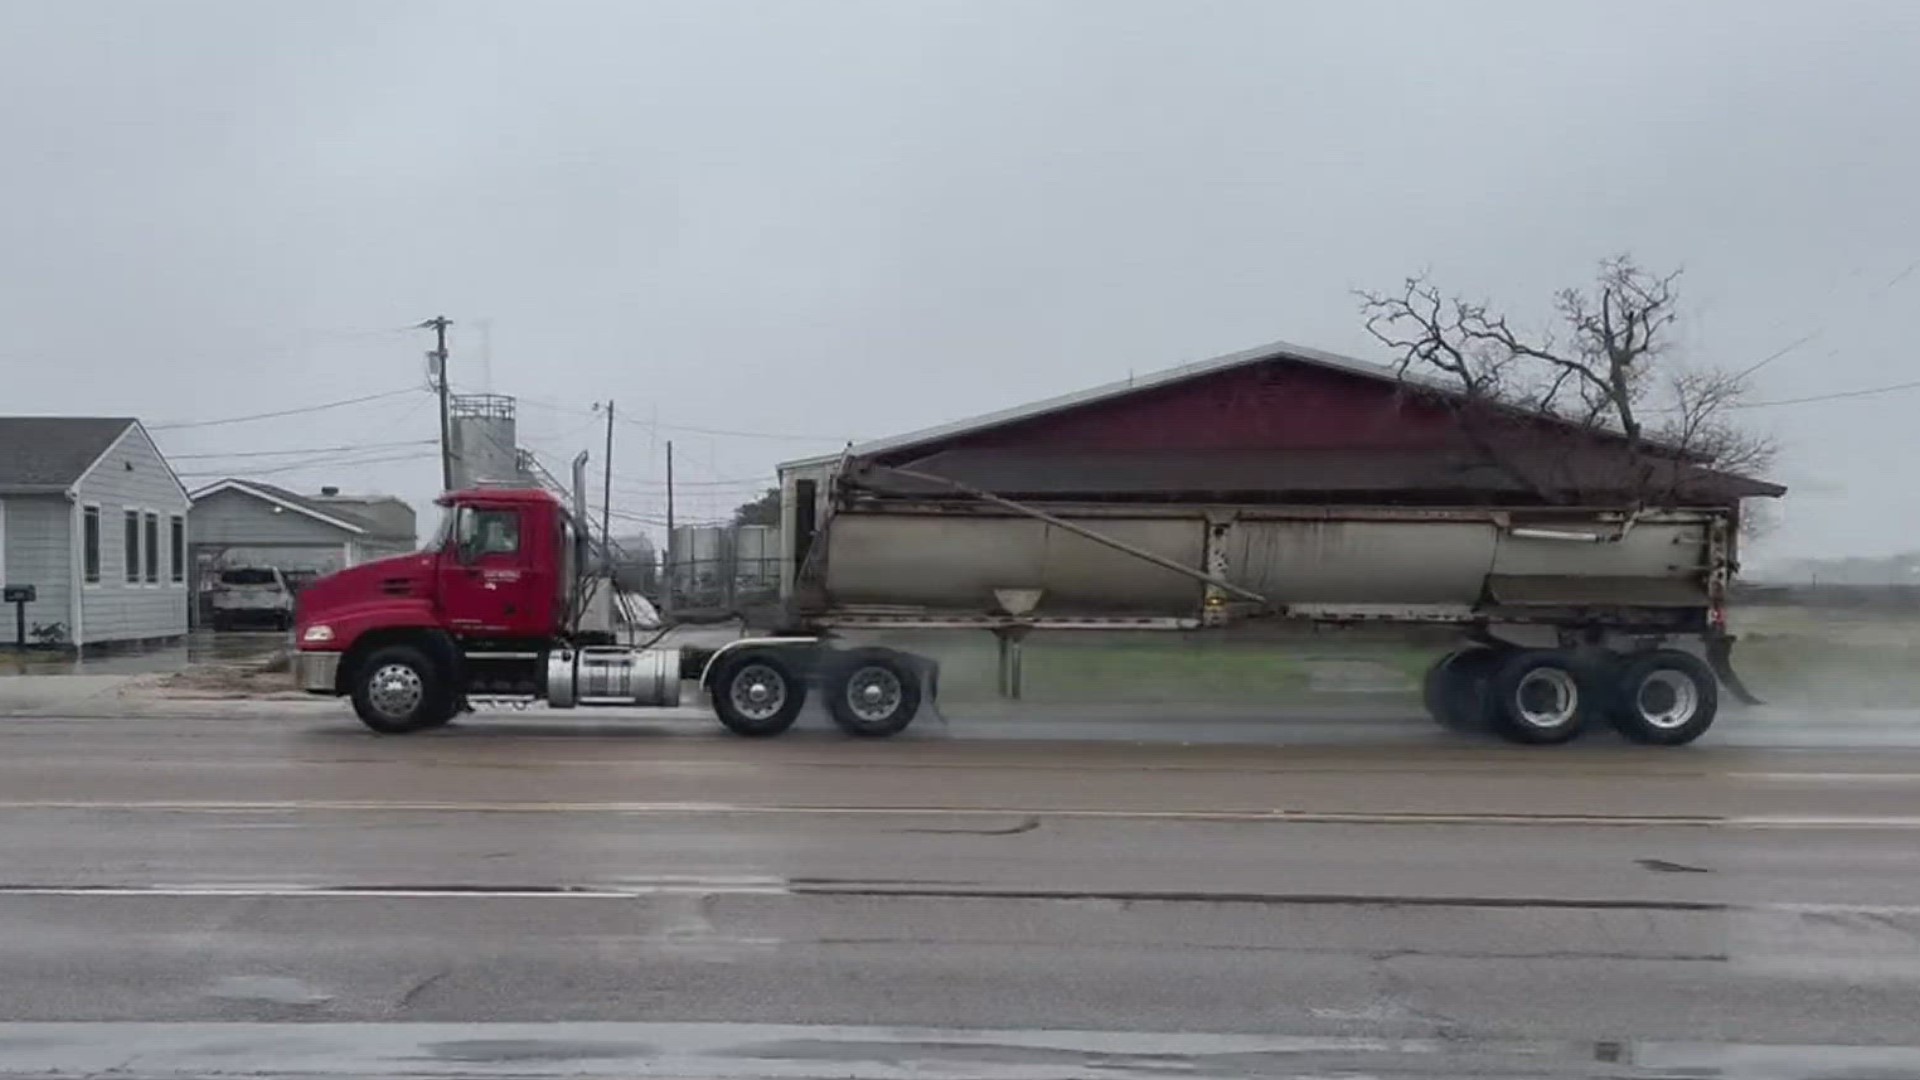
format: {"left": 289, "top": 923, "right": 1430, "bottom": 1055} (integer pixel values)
{"left": 368, "top": 662, "right": 424, "bottom": 721}
{"left": 1637, "top": 670, "right": 1699, "bottom": 730}
{"left": 1514, "top": 667, "right": 1578, "bottom": 729}
{"left": 729, "top": 664, "right": 787, "bottom": 722}
{"left": 844, "top": 666, "right": 903, "bottom": 724}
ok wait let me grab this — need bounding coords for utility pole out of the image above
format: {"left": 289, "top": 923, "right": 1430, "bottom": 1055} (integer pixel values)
{"left": 599, "top": 400, "right": 614, "bottom": 568}
{"left": 664, "top": 440, "right": 676, "bottom": 617}
{"left": 420, "top": 316, "right": 453, "bottom": 492}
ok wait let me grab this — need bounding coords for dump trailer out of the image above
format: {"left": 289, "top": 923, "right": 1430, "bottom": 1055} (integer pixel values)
{"left": 293, "top": 458, "right": 1753, "bottom": 746}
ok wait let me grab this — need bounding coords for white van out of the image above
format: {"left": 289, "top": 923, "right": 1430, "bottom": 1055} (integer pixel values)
{"left": 209, "top": 566, "right": 294, "bottom": 631}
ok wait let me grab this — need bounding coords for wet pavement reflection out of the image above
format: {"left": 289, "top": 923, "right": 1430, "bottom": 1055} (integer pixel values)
{"left": 0, "top": 631, "right": 283, "bottom": 677}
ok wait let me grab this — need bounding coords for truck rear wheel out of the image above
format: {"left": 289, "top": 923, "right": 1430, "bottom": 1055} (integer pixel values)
{"left": 1486, "top": 649, "right": 1593, "bottom": 745}
{"left": 1608, "top": 649, "right": 1718, "bottom": 746}
{"left": 711, "top": 651, "right": 807, "bottom": 737}
{"left": 350, "top": 644, "right": 455, "bottom": 734}
{"left": 826, "top": 650, "right": 922, "bottom": 738}
{"left": 1422, "top": 648, "right": 1498, "bottom": 731}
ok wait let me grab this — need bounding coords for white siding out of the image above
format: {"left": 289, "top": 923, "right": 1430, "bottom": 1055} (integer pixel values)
{"left": 1, "top": 495, "right": 74, "bottom": 645}
{"left": 73, "top": 425, "right": 190, "bottom": 644}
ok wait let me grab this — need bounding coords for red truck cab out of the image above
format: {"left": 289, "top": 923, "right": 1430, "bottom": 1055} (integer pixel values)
{"left": 293, "top": 485, "right": 925, "bottom": 739}
{"left": 293, "top": 489, "right": 580, "bottom": 727}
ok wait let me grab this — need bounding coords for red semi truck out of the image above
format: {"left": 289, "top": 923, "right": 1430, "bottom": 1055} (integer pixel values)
{"left": 293, "top": 486, "right": 925, "bottom": 737}
{"left": 297, "top": 461, "right": 1756, "bottom": 746}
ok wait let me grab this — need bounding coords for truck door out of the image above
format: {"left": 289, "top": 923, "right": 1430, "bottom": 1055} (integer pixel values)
{"left": 438, "top": 504, "right": 541, "bottom": 636}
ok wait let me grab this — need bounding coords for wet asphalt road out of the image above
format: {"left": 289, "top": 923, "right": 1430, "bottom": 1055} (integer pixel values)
{"left": 3, "top": 709, "right": 1920, "bottom": 1078}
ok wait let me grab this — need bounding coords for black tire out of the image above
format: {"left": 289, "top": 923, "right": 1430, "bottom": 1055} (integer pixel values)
{"left": 350, "top": 644, "right": 455, "bottom": 734}
{"left": 711, "top": 650, "right": 807, "bottom": 737}
{"left": 1486, "top": 649, "right": 1594, "bottom": 745}
{"left": 1421, "top": 648, "right": 1499, "bottom": 731}
{"left": 825, "top": 650, "right": 923, "bottom": 738}
{"left": 1608, "top": 649, "right": 1719, "bottom": 746}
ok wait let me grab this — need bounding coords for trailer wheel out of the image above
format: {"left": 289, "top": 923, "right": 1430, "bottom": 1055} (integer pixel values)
{"left": 1608, "top": 649, "right": 1718, "bottom": 746}
{"left": 711, "top": 651, "right": 807, "bottom": 737}
{"left": 826, "top": 650, "right": 922, "bottom": 738}
{"left": 1422, "top": 648, "right": 1499, "bottom": 731}
{"left": 1486, "top": 649, "right": 1592, "bottom": 745}
{"left": 350, "top": 644, "right": 455, "bottom": 734}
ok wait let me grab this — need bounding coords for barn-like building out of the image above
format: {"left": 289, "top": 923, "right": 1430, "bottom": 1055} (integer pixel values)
{"left": 776, "top": 339, "right": 1783, "bottom": 603}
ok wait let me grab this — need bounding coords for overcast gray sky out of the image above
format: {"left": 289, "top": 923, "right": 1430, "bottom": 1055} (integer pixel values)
{"left": 3, "top": 0, "right": 1916, "bottom": 564}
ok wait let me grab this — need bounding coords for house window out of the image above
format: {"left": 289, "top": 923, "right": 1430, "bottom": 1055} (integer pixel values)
{"left": 83, "top": 506, "right": 101, "bottom": 584}
{"left": 144, "top": 512, "right": 160, "bottom": 584}
{"left": 123, "top": 510, "right": 140, "bottom": 584}
{"left": 169, "top": 515, "right": 185, "bottom": 584}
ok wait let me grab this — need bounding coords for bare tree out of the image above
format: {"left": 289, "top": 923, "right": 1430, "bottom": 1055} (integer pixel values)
{"left": 1357, "top": 256, "right": 1773, "bottom": 508}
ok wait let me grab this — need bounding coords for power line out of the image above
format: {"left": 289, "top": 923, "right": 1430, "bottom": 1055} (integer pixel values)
{"left": 165, "top": 439, "right": 436, "bottom": 461}
{"left": 176, "top": 449, "right": 437, "bottom": 479}
{"left": 516, "top": 395, "right": 853, "bottom": 443}
{"left": 1736, "top": 377, "right": 1920, "bottom": 409}
{"left": 613, "top": 475, "right": 771, "bottom": 490}
{"left": 149, "top": 388, "right": 422, "bottom": 431}
{"left": 1733, "top": 332, "right": 1821, "bottom": 380}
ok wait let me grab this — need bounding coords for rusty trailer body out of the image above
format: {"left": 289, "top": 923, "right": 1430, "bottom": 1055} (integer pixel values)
{"left": 801, "top": 497, "right": 1731, "bottom": 636}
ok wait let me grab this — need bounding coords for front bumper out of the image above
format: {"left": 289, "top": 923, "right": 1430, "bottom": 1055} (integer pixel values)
{"left": 294, "top": 650, "right": 342, "bottom": 694}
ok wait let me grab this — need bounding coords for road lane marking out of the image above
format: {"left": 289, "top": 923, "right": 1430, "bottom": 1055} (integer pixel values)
{"left": 5, "top": 798, "right": 1920, "bottom": 829}
{"left": 0, "top": 878, "right": 793, "bottom": 899}
{"left": 0, "top": 799, "right": 1723, "bottom": 825}
{"left": 1, "top": 1020, "right": 1919, "bottom": 1079}
{"left": 1729, "top": 815, "right": 1920, "bottom": 829}
{"left": 1727, "top": 772, "right": 1920, "bottom": 783}
{"left": 9, "top": 882, "right": 1920, "bottom": 917}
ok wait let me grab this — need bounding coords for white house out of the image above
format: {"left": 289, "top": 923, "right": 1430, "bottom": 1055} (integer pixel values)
{"left": 0, "top": 417, "right": 193, "bottom": 648}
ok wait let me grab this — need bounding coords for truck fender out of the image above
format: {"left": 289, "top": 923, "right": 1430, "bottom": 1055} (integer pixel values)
{"left": 337, "top": 627, "right": 464, "bottom": 696}
{"left": 696, "top": 636, "right": 822, "bottom": 691}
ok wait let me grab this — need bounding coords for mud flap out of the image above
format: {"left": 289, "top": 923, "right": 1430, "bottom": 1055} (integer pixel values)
{"left": 1707, "top": 634, "right": 1764, "bottom": 706}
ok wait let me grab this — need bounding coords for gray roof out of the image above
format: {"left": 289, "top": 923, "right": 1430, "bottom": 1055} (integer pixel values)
{"left": 311, "top": 494, "right": 416, "bottom": 541}
{"left": 190, "top": 478, "right": 393, "bottom": 538}
{"left": 0, "top": 417, "right": 136, "bottom": 491}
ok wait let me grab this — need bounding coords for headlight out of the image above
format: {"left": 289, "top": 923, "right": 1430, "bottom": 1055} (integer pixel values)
{"left": 301, "top": 625, "right": 335, "bottom": 644}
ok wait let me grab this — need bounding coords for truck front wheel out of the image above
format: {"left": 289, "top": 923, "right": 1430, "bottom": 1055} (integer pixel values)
{"left": 711, "top": 651, "right": 807, "bottom": 737}
{"left": 351, "top": 644, "right": 455, "bottom": 734}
